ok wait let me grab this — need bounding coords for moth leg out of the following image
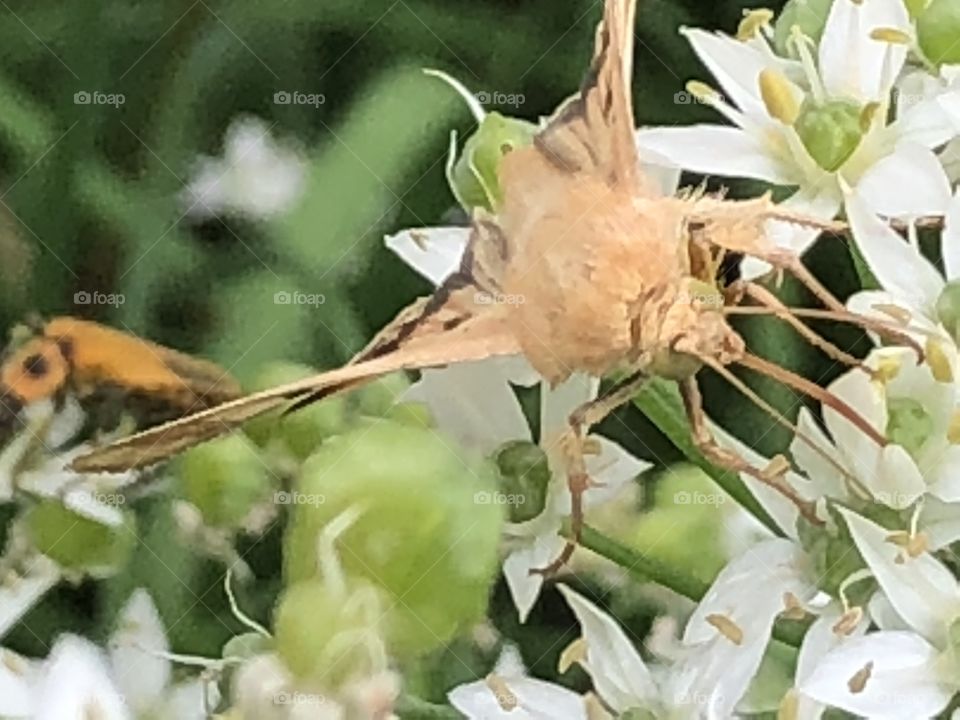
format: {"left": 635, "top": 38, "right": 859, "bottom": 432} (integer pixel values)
{"left": 532, "top": 371, "right": 649, "bottom": 577}
{"left": 679, "top": 376, "right": 820, "bottom": 525}
{"left": 730, "top": 280, "right": 866, "bottom": 371}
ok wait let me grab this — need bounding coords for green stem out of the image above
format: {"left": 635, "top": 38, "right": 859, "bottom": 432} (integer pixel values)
{"left": 577, "top": 524, "right": 808, "bottom": 647}
{"left": 634, "top": 380, "right": 782, "bottom": 536}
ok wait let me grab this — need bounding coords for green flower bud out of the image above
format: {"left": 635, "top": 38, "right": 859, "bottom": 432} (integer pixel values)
{"left": 244, "top": 362, "right": 347, "bottom": 458}
{"left": 917, "top": 0, "right": 960, "bottom": 66}
{"left": 354, "top": 373, "right": 411, "bottom": 418}
{"left": 274, "top": 578, "right": 383, "bottom": 687}
{"left": 936, "top": 280, "right": 960, "bottom": 342}
{"left": 886, "top": 398, "right": 934, "bottom": 460}
{"left": 795, "top": 99, "right": 865, "bottom": 171}
{"left": 284, "top": 420, "right": 504, "bottom": 658}
{"left": 773, "top": 0, "right": 837, "bottom": 57}
{"left": 26, "top": 500, "right": 135, "bottom": 572}
{"left": 450, "top": 112, "right": 537, "bottom": 212}
{"left": 383, "top": 401, "right": 435, "bottom": 429}
{"left": 177, "top": 436, "right": 274, "bottom": 529}
{"left": 494, "top": 440, "right": 550, "bottom": 523}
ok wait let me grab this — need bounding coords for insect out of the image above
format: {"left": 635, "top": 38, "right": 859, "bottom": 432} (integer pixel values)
{"left": 73, "top": 0, "right": 917, "bottom": 574}
{"left": 0, "top": 316, "right": 241, "bottom": 440}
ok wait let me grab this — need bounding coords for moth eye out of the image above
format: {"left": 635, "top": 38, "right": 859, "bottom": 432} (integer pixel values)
{"left": 22, "top": 353, "right": 49, "bottom": 378}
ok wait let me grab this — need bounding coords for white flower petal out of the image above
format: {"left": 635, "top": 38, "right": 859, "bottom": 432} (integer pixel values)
{"left": 0, "top": 649, "right": 35, "bottom": 717}
{"left": 35, "top": 636, "right": 132, "bottom": 720}
{"left": 920, "top": 496, "right": 960, "bottom": 550}
{"left": 109, "top": 589, "right": 171, "bottom": 711}
{"left": 822, "top": 366, "right": 885, "bottom": 492}
{"left": 846, "top": 190, "right": 945, "bottom": 316}
{"left": 449, "top": 677, "right": 587, "bottom": 720}
{"left": 840, "top": 508, "right": 960, "bottom": 645}
{"left": 819, "top": 0, "right": 909, "bottom": 102}
{"left": 893, "top": 95, "right": 960, "bottom": 149}
{"left": 164, "top": 680, "right": 211, "bottom": 720}
{"left": 943, "top": 190, "right": 960, "bottom": 281}
{"left": 682, "top": 29, "right": 769, "bottom": 115}
{"left": 802, "top": 631, "right": 951, "bottom": 720}
{"left": 557, "top": 584, "right": 656, "bottom": 712}
{"left": 384, "top": 226, "right": 470, "bottom": 286}
{"left": 857, "top": 144, "right": 953, "bottom": 219}
{"left": 0, "top": 556, "right": 60, "bottom": 640}
{"left": 403, "top": 359, "right": 531, "bottom": 453}
{"left": 582, "top": 437, "right": 649, "bottom": 508}
{"left": 540, "top": 374, "right": 598, "bottom": 441}
{"left": 925, "top": 445, "right": 960, "bottom": 503}
{"left": 635, "top": 125, "right": 794, "bottom": 184}
{"left": 503, "top": 532, "right": 565, "bottom": 623}
{"left": 874, "top": 445, "right": 925, "bottom": 509}
{"left": 791, "top": 408, "right": 849, "bottom": 502}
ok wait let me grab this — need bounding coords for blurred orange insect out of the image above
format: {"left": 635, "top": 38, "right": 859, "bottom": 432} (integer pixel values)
{"left": 0, "top": 316, "right": 241, "bottom": 438}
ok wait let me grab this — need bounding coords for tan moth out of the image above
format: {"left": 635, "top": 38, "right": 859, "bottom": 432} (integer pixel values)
{"left": 73, "top": 0, "right": 917, "bottom": 573}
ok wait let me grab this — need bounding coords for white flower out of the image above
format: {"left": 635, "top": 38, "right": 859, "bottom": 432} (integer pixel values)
{"left": 801, "top": 509, "right": 960, "bottom": 718}
{"left": 389, "top": 226, "right": 649, "bottom": 622}
{"left": 183, "top": 116, "right": 305, "bottom": 219}
{"left": 0, "top": 589, "right": 211, "bottom": 720}
{"left": 636, "top": 0, "right": 960, "bottom": 277}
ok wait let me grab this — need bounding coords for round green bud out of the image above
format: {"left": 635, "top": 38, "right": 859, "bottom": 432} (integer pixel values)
{"left": 26, "top": 500, "right": 135, "bottom": 572}
{"left": 383, "top": 401, "right": 435, "bottom": 430}
{"left": 284, "top": 420, "right": 504, "bottom": 658}
{"left": 176, "top": 435, "right": 274, "bottom": 529}
{"left": 354, "top": 374, "right": 411, "bottom": 418}
{"left": 244, "top": 362, "right": 347, "bottom": 458}
{"left": 274, "top": 578, "right": 382, "bottom": 687}
{"left": 494, "top": 440, "right": 550, "bottom": 523}
{"left": 936, "top": 280, "right": 960, "bottom": 342}
{"left": 917, "top": 0, "right": 960, "bottom": 66}
{"left": 886, "top": 398, "right": 934, "bottom": 461}
{"left": 795, "top": 99, "right": 865, "bottom": 172}
{"left": 774, "top": 0, "right": 837, "bottom": 57}
{"left": 222, "top": 632, "right": 272, "bottom": 662}
{"left": 450, "top": 112, "right": 537, "bottom": 212}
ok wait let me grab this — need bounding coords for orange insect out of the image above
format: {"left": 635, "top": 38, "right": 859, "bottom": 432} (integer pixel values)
{"left": 0, "top": 316, "right": 241, "bottom": 438}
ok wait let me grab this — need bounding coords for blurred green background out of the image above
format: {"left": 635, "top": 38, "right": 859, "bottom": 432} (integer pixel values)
{"left": 0, "top": 0, "right": 857, "bottom": 710}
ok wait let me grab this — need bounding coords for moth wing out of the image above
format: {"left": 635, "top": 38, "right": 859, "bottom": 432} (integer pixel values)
{"left": 535, "top": 0, "right": 643, "bottom": 188}
{"left": 70, "top": 303, "right": 520, "bottom": 473}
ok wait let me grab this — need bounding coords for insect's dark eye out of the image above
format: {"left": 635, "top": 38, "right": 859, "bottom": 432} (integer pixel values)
{"left": 22, "top": 353, "right": 48, "bottom": 378}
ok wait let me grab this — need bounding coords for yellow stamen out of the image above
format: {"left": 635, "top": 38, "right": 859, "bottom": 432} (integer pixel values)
{"left": 781, "top": 592, "right": 808, "bottom": 621}
{"left": 847, "top": 661, "right": 874, "bottom": 694}
{"left": 558, "top": 637, "right": 587, "bottom": 674}
{"left": 759, "top": 69, "right": 801, "bottom": 125}
{"left": 485, "top": 675, "right": 518, "bottom": 711}
{"left": 778, "top": 689, "right": 799, "bottom": 720}
{"left": 585, "top": 694, "right": 609, "bottom": 720}
{"left": 582, "top": 437, "right": 602, "bottom": 456}
{"left": 870, "top": 27, "right": 912, "bottom": 45}
{"left": 832, "top": 606, "right": 864, "bottom": 636}
{"left": 685, "top": 80, "right": 720, "bottom": 104}
{"left": 859, "top": 102, "right": 882, "bottom": 133}
{"left": 873, "top": 354, "right": 902, "bottom": 386}
{"left": 872, "top": 303, "right": 912, "bottom": 325}
{"left": 706, "top": 613, "right": 744, "bottom": 645}
{"left": 948, "top": 410, "right": 960, "bottom": 444}
{"left": 737, "top": 9, "right": 775, "bottom": 41}
{"left": 908, "top": 531, "right": 929, "bottom": 558}
{"left": 926, "top": 338, "right": 954, "bottom": 383}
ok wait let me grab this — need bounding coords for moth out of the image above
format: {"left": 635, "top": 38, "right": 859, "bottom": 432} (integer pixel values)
{"left": 0, "top": 316, "right": 241, "bottom": 439}
{"left": 73, "top": 0, "right": 915, "bottom": 573}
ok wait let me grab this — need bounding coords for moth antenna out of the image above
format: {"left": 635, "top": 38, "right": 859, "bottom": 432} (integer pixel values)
{"left": 698, "top": 356, "right": 871, "bottom": 494}
{"left": 729, "top": 281, "right": 866, "bottom": 371}
{"left": 735, "top": 353, "right": 886, "bottom": 447}
{"left": 722, "top": 306, "right": 926, "bottom": 361}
